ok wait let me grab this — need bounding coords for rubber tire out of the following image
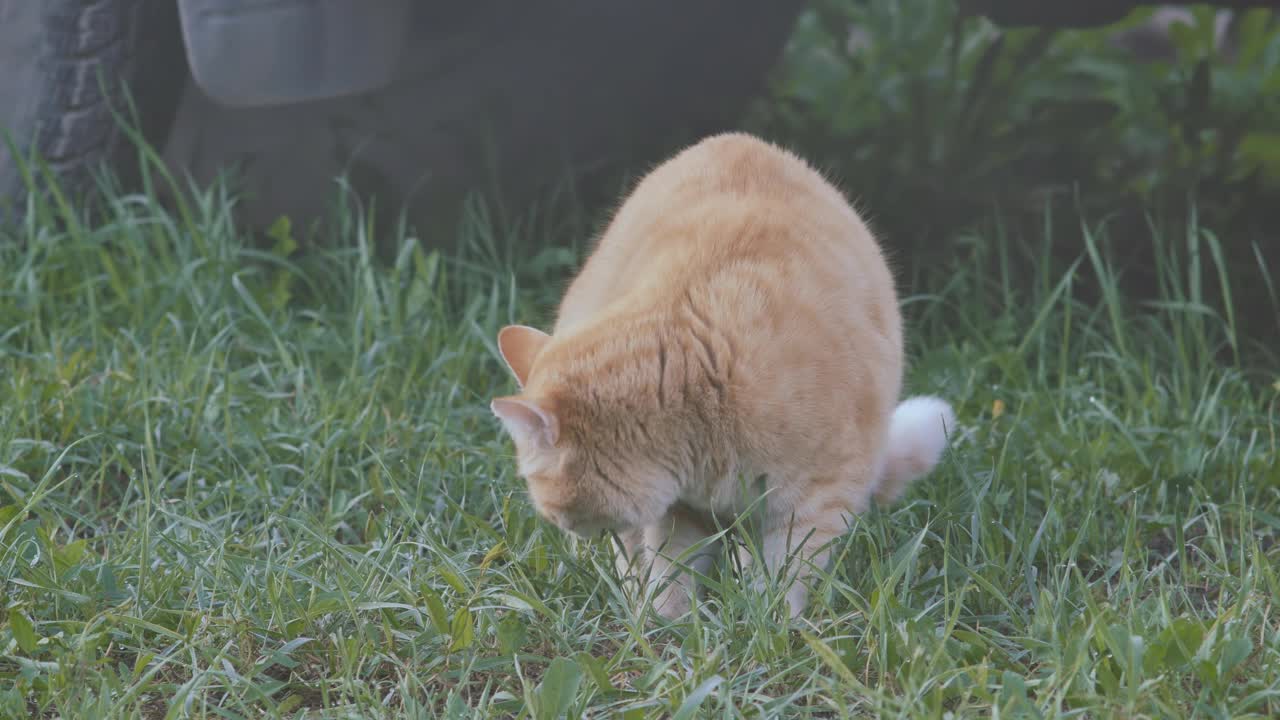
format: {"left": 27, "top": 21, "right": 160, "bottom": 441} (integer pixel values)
{"left": 0, "top": 0, "right": 184, "bottom": 223}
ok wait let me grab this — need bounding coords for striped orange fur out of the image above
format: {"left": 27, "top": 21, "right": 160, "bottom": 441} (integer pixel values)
{"left": 492, "top": 133, "right": 954, "bottom": 618}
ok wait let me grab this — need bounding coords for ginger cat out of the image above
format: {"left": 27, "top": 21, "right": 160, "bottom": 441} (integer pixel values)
{"left": 491, "top": 133, "right": 954, "bottom": 619}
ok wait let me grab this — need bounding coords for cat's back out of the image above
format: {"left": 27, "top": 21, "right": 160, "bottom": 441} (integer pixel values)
{"left": 555, "top": 133, "right": 885, "bottom": 333}
{"left": 544, "top": 132, "right": 904, "bottom": 493}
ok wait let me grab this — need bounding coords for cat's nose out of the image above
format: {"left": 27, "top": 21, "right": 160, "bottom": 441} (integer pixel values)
{"left": 536, "top": 503, "right": 585, "bottom": 534}
{"left": 555, "top": 509, "right": 612, "bottom": 537}
{"left": 533, "top": 496, "right": 610, "bottom": 536}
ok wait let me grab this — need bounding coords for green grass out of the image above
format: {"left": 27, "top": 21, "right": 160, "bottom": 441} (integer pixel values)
{"left": 1, "top": 179, "right": 1278, "bottom": 719}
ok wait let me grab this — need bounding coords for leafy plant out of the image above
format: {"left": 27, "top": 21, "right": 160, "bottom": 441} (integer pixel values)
{"left": 750, "top": 0, "right": 1280, "bottom": 255}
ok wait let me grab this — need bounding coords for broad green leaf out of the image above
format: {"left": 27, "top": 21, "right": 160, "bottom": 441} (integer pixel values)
{"left": 132, "top": 652, "right": 155, "bottom": 678}
{"left": 449, "top": 608, "right": 474, "bottom": 652}
{"left": 574, "top": 652, "right": 615, "bottom": 694}
{"left": 497, "top": 613, "right": 526, "bottom": 656}
{"left": 422, "top": 587, "right": 450, "bottom": 634}
{"left": 9, "top": 610, "right": 37, "bottom": 654}
{"left": 535, "top": 656, "right": 583, "bottom": 720}
{"left": 53, "top": 539, "right": 87, "bottom": 573}
{"left": 436, "top": 565, "right": 469, "bottom": 595}
{"left": 1218, "top": 635, "right": 1253, "bottom": 679}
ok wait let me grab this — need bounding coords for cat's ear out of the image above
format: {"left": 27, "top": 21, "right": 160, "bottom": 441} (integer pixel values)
{"left": 491, "top": 396, "right": 559, "bottom": 448}
{"left": 497, "top": 325, "right": 551, "bottom": 388}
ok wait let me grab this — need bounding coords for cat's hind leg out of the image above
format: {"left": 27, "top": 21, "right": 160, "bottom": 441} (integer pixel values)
{"left": 743, "top": 482, "right": 867, "bottom": 618}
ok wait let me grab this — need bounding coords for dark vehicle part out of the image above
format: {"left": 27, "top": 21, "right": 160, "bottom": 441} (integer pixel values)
{"left": 161, "top": 1, "right": 810, "bottom": 230}
{"left": 176, "top": 0, "right": 413, "bottom": 107}
{"left": 962, "top": 0, "right": 1280, "bottom": 28}
{"left": 5, "top": 0, "right": 1279, "bottom": 230}
{"left": 0, "top": 0, "right": 184, "bottom": 221}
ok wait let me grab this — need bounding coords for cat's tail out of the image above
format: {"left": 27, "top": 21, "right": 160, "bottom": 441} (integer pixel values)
{"left": 874, "top": 396, "right": 955, "bottom": 505}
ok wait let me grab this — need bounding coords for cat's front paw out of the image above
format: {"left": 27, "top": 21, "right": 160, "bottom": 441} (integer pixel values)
{"left": 649, "top": 583, "right": 694, "bottom": 620}
{"left": 744, "top": 570, "right": 811, "bottom": 619}
{"left": 784, "top": 582, "right": 810, "bottom": 619}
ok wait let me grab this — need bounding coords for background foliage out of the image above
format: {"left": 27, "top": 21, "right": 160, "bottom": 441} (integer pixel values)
{"left": 747, "top": 0, "right": 1280, "bottom": 235}
{"left": 749, "top": 1, "right": 1280, "bottom": 262}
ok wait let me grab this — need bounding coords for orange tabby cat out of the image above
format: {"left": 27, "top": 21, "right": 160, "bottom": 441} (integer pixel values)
{"left": 491, "top": 133, "right": 954, "bottom": 619}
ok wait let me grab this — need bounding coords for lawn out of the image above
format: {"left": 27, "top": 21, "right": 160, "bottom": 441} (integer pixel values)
{"left": 1, "top": 173, "right": 1277, "bottom": 718}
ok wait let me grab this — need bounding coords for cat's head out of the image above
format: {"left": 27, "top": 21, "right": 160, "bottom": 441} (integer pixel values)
{"left": 490, "top": 325, "right": 679, "bottom": 536}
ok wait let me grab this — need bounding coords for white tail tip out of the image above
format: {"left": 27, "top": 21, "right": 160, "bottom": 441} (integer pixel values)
{"left": 875, "top": 395, "right": 955, "bottom": 504}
